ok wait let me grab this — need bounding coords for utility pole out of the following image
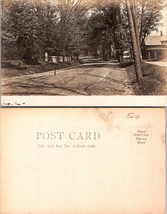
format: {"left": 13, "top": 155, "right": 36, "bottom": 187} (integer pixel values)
{"left": 126, "top": 0, "right": 143, "bottom": 85}
{"left": 131, "top": 0, "right": 142, "bottom": 59}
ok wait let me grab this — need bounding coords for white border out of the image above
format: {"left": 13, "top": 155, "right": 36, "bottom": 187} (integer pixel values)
{"left": 1, "top": 95, "right": 167, "bottom": 106}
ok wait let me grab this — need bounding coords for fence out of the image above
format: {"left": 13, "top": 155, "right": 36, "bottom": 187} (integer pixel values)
{"left": 45, "top": 53, "right": 72, "bottom": 63}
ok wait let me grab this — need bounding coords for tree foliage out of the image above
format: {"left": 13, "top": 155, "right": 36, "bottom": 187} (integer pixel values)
{"left": 86, "top": 1, "right": 132, "bottom": 61}
{"left": 1, "top": 0, "right": 165, "bottom": 62}
{"left": 137, "top": 0, "right": 164, "bottom": 51}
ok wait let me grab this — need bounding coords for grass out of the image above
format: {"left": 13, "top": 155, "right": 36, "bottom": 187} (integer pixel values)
{"left": 1, "top": 60, "right": 80, "bottom": 78}
{"left": 126, "top": 61, "right": 167, "bottom": 95}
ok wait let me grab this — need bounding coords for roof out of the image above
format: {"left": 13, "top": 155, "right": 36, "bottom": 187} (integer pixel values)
{"left": 145, "top": 35, "right": 167, "bottom": 46}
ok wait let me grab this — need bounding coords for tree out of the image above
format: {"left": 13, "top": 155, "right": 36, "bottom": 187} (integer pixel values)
{"left": 137, "top": 0, "right": 164, "bottom": 57}
{"left": 56, "top": 0, "right": 90, "bottom": 60}
{"left": 86, "top": 1, "right": 130, "bottom": 61}
{"left": 126, "top": 0, "right": 143, "bottom": 84}
{"left": 1, "top": 0, "right": 164, "bottom": 64}
{"left": 1, "top": 0, "right": 59, "bottom": 62}
{"left": 86, "top": 10, "right": 112, "bottom": 59}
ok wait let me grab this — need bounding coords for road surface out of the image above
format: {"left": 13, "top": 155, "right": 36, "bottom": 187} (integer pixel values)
{"left": 1, "top": 63, "right": 134, "bottom": 95}
{"left": 146, "top": 61, "right": 167, "bottom": 67}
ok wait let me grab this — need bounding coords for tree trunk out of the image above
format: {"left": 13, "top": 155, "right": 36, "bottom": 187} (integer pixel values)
{"left": 131, "top": 0, "right": 142, "bottom": 59}
{"left": 116, "top": 50, "right": 120, "bottom": 62}
{"left": 102, "top": 44, "right": 105, "bottom": 60}
{"left": 126, "top": 0, "right": 143, "bottom": 85}
{"left": 109, "top": 43, "right": 112, "bottom": 60}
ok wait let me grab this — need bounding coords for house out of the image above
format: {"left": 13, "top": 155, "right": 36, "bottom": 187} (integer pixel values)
{"left": 145, "top": 35, "right": 167, "bottom": 60}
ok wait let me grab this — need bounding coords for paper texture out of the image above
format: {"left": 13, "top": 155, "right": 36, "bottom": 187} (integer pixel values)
{"left": 0, "top": 108, "right": 165, "bottom": 214}
{"left": 1, "top": 95, "right": 167, "bottom": 107}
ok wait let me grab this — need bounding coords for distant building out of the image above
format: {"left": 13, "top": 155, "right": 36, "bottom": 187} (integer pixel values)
{"left": 145, "top": 34, "right": 167, "bottom": 60}
{"left": 145, "top": 0, "right": 167, "bottom": 60}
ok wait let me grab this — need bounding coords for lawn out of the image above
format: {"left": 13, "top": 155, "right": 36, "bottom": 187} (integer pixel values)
{"left": 1, "top": 60, "right": 80, "bottom": 78}
{"left": 126, "top": 61, "right": 167, "bottom": 95}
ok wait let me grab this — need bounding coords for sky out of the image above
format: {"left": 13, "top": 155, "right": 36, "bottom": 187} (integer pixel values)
{"left": 151, "top": 0, "right": 167, "bottom": 35}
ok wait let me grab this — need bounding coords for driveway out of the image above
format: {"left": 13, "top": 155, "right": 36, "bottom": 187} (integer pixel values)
{"left": 146, "top": 61, "right": 167, "bottom": 67}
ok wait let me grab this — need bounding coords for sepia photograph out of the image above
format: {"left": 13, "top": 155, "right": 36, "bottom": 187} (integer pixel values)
{"left": 1, "top": 0, "right": 167, "bottom": 99}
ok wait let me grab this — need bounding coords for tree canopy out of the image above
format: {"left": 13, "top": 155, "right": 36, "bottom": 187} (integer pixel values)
{"left": 1, "top": 0, "right": 165, "bottom": 62}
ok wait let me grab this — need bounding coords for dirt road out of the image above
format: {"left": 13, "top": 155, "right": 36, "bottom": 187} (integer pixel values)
{"left": 1, "top": 63, "right": 134, "bottom": 95}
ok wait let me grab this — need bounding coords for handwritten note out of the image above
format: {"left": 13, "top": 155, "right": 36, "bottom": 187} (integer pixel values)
{"left": 2, "top": 100, "right": 26, "bottom": 106}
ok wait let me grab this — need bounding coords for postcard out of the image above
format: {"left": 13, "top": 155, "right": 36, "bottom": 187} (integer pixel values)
{"left": 1, "top": 0, "right": 167, "bottom": 106}
{"left": 0, "top": 108, "right": 165, "bottom": 213}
